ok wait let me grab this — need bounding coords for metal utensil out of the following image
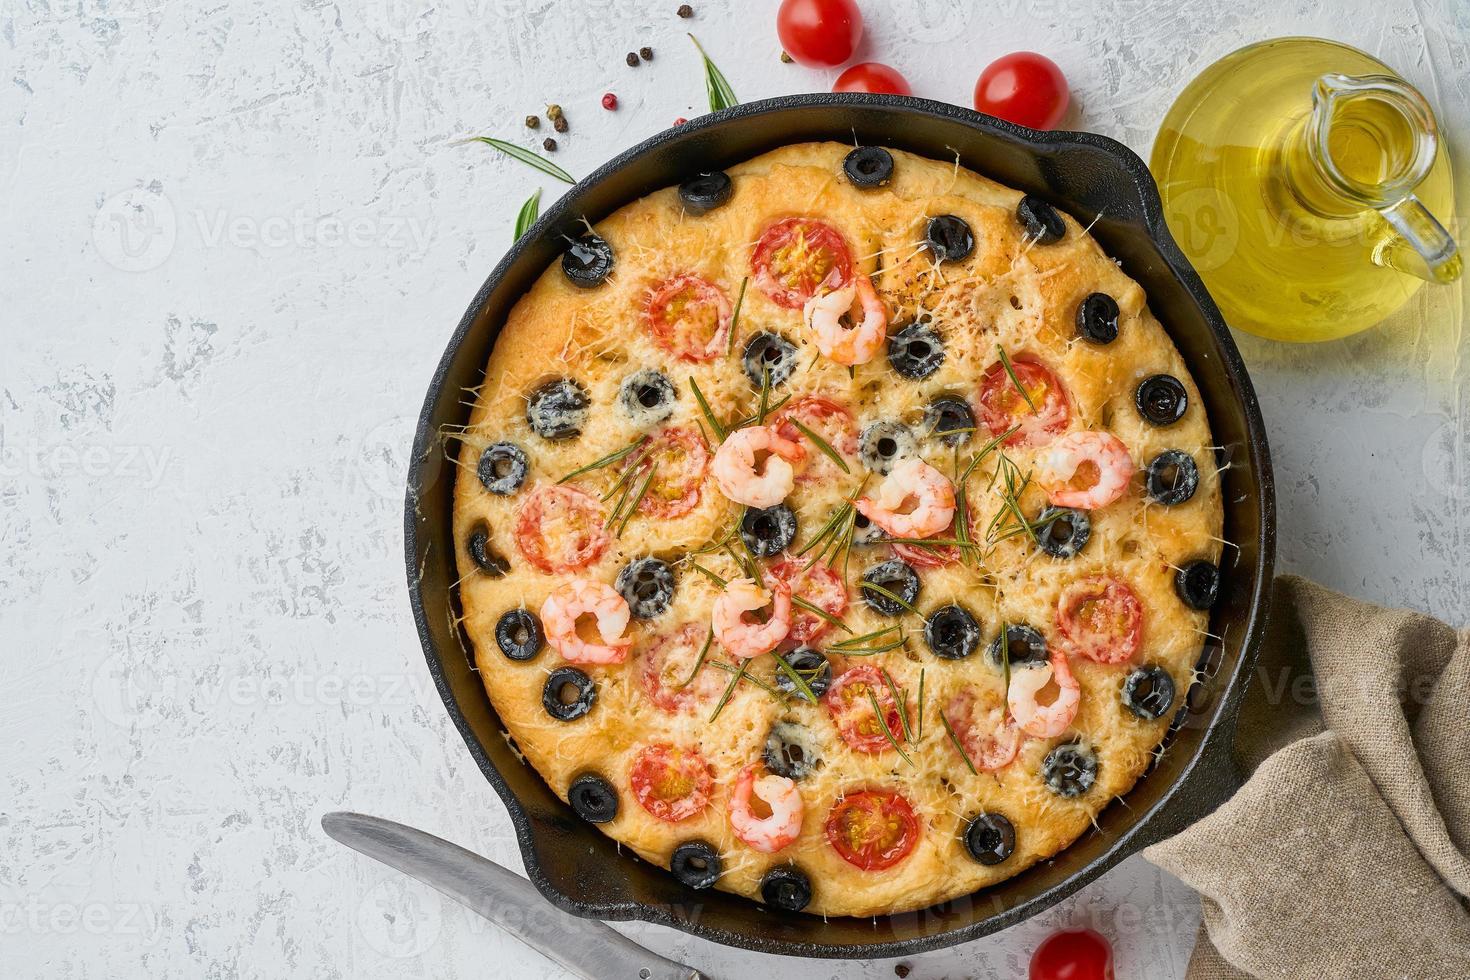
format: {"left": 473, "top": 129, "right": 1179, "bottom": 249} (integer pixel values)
{"left": 322, "top": 811, "right": 705, "bottom": 979}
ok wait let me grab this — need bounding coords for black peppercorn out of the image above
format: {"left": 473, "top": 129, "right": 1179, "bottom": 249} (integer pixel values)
{"left": 553, "top": 116, "right": 568, "bottom": 133}
{"left": 626, "top": 51, "right": 640, "bottom": 66}
{"left": 677, "top": 3, "right": 693, "bottom": 17}
{"left": 640, "top": 46, "right": 653, "bottom": 61}
{"left": 542, "top": 137, "right": 557, "bottom": 152}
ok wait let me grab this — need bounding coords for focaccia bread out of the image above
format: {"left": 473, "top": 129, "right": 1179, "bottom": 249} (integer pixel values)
{"left": 450, "top": 142, "right": 1224, "bottom": 917}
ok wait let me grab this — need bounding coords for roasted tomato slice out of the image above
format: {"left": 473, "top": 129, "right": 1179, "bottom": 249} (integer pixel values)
{"left": 767, "top": 556, "right": 848, "bottom": 647}
{"left": 623, "top": 425, "right": 709, "bottom": 520}
{"left": 629, "top": 743, "right": 714, "bottom": 822}
{"left": 977, "top": 355, "right": 1071, "bottom": 448}
{"left": 823, "top": 665, "right": 904, "bottom": 753}
{"left": 644, "top": 274, "right": 732, "bottom": 362}
{"left": 944, "top": 689, "right": 1023, "bottom": 771}
{"left": 513, "top": 484, "right": 610, "bottom": 574}
{"left": 1055, "top": 576, "right": 1144, "bottom": 664}
{"left": 824, "top": 788, "right": 920, "bottom": 870}
{"left": 751, "top": 217, "right": 854, "bottom": 309}
{"left": 639, "top": 622, "right": 723, "bottom": 713}
{"left": 773, "top": 395, "right": 858, "bottom": 484}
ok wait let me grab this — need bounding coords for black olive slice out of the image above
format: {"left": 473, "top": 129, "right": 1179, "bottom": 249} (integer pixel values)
{"left": 1041, "top": 741, "right": 1098, "bottom": 797}
{"left": 773, "top": 648, "right": 832, "bottom": 698}
{"left": 1136, "top": 374, "right": 1188, "bottom": 426}
{"left": 924, "top": 214, "right": 974, "bottom": 262}
{"left": 1145, "top": 450, "right": 1200, "bottom": 505}
{"left": 887, "top": 322, "right": 945, "bottom": 379}
{"left": 1035, "top": 505, "right": 1091, "bottom": 559}
{"left": 763, "top": 720, "right": 823, "bottom": 780}
{"left": 759, "top": 865, "right": 812, "bottom": 912}
{"left": 924, "top": 396, "right": 975, "bottom": 447}
{"left": 1016, "top": 194, "right": 1066, "bottom": 245}
{"left": 678, "top": 171, "right": 733, "bottom": 214}
{"left": 526, "top": 379, "right": 589, "bottom": 440}
{"left": 1076, "top": 292, "right": 1120, "bottom": 344}
{"left": 860, "top": 559, "right": 920, "bottom": 617}
{"left": 567, "top": 773, "right": 618, "bottom": 823}
{"left": 858, "top": 420, "right": 916, "bottom": 475}
{"left": 542, "top": 667, "right": 595, "bottom": 721}
{"left": 987, "top": 623, "right": 1047, "bottom": 668}
{"left": 618, "top": 369, "right": 676, "bottom": 428}
{"left": 495, "top": 608, "right": 543, "bottom": 661}
{"left": 963, "top": 812, "right": 1016, "bottom": 865}
{"left": 924, "top": 604, "right": 981, "bottom": 660}
{"left": 561, "top": 233, "right": 614, "bottom": 287}
{"left": 1175, "top": 559, "right": 1221, "bottom": 610}
{"left": 742, "top": 332, "right": 798, "bottom": 388}
{"left": 615, "top": 557, "right": 676, "bottom": 619}
{"left": 739, "top": 504, "right": 798, "bottom": 558}
{"left": 467, "top": 526, "right": 510, "bottom": 577}
{"left": 843, "top": 146, "right": 894, "bottom": 188}
{"left": 1121, "top": 665, "right": 1176, "bottom": 720}
{"left": 670, "top": 840, "right": 722, "bottom": 889}
{"left": 477, "top": 442, "right": 529, "bottom": 495}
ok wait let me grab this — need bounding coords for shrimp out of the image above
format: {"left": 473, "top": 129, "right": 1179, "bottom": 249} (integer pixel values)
{"left": 712, "top": 577, "right": 792, "bottom": 659}
{"left": 539, "top": 579, "right": 633, "bottom": 665}
{"left": 728, "top": 763, "right": 803, "bottom": 853}
{"left": 802, "top": 273, "right": 888, "bottom": 366}
{"left": 1036, "top": 430, "right": 1135, "bottom": 510}
{"left": 855, "top": 457, "right": 956, "bottom": 539}
{"left": 711, "top": 425, "right": 804, "bottom": 509}
{"left": 1007, "top": 651, "right": 1081, "bottom": 738}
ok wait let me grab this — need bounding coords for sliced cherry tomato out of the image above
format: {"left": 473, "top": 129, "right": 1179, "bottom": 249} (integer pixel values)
{"left": 639, "top": 622, "right": 723, "bottom": 713}
{"left": 623, "top": 425, "right": 709, "bottom": 520}
{"left": 824, "top": 788, "right": 920, "bottom": 870}
{"left": 833, "top": 62, "right": 911, "bottom": 96}
{"left": 767, "top": 556, "right": 848, "bottom": 646}
{"left": 944, "top": 689, "right": 1023, "bottom": 771}
{"left": 1029, "top": 928, "right": 1115, "bottom": 980}
{"left": 751, "top": 217, "right": 854, "bottom": 309}
{"left": 513, "top": 484, "right": 610, "bottom": 574}
{"left": 776, "top": 0, "right": 862, "bottom": 68}
{"left": 974, "top": 52, "right": 1070, "bottom": 131}
{"left": 773, "top": 395, "right": 858, "bottom": 485}
{"left": 644, "top": 274, "right": 732, "bottom": 362}
{"left": 628, "top": 743, "right": 714, "bottom": 822}
{"left": 977, "top": 355, "right": 1071, "bottom": 448}
{"left": 824, "top": 665, "right": 904, "bottom": 753}
{"left": 1056, "top": 576, "right": 1143, "bottom": 664}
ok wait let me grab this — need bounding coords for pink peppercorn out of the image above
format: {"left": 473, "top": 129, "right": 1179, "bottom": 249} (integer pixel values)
{"left": 601, "top": 92, "right": 618, "bottom": 110}
{"left": 674, "top": 117, "right": 688, "bottom": 125}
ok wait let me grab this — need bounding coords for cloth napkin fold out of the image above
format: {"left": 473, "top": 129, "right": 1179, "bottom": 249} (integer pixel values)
{"left": 1145, "top": 575, "right": 1470, "bottom": 979}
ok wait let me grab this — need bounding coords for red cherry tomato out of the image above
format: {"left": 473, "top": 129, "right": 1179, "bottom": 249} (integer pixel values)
{"left": 1029, "top": 928, "right": 1115, "bottom": 980}
{"left": 622, "top": 425, "right": 709, "bottom": 520}
{"left": 639, "top": 623, "right": 724, "bottom": 713}
{"left": 766, "top": 556, "right": 848, "bottom": 647}
{"left": 823, "top": 665, "right": 904, "bottom": 753}
{"left": 824, "top": 788, "right": 920, "bottom": 870}
{"left": 628, "top": 743, "right": 714, "bottom": 822}
{"left": 833, "top": 62, "right": 911, "bottom": 96}
{"left": 976, "top": 355, "right": 1071, "bottom": 448}
{"left": 1056, "top": 576, "right": 1144, "bottom": 664}
{"left": 772, "top": 395, "right": 858, "bottom": 485}
{"left": 776, "top": 0, "right": 863, "bottom": 68}
{"left": 644, "top": 274, "right": 732, "bottom": 362}
{"left": 943, "top": 688, "right": 1022, "bottom": 771}
{"left": 514, "top": 484, "right": 609, "bottom": 574}
{"left": 750, "top": 217, "right": 854, "bottom": 309}
{"left": 974, "top": 52, "right": 1070, "bottom": 131}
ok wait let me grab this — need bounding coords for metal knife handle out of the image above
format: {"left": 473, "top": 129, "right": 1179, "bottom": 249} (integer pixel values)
{"left": 322, "top": 812, "right": 703, "bottom": 980}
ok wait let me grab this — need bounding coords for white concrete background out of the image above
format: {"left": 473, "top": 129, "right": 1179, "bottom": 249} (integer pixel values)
{"left": 3, "top": 0, "right": 1466, "bottom": 976}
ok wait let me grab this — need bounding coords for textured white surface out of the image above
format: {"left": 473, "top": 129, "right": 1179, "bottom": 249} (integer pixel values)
{"left": 3, "top": 0, "right": 1467, "bottom": 977}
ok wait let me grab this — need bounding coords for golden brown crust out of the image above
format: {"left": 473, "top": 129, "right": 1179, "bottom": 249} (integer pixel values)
{"left": 449, "top": 142, "right": 1223, "bottom": 917}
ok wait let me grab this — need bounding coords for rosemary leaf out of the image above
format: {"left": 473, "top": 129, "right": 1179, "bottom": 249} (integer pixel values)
{"left": 940, "top": 707, "right": 979, "bottom": 777}
{"left": 675, "top": 628, "right": 715, "bottom": 689}
{"left": 996, "top": 344, "right": 1038, "bottom": 414}
{"left": 831, "top": 625, "right": 902, "bottom": 649}
{"left": 882, "top": 668, "right": 914, "bottom": 743}
{"left": 689, "top": 34, "right": 738, "bottom": 112}
{"left": 862, "top": 581, "right": 922, "bottom": 618}
{"left": 689, "top": 378, "right": 726, "bottom": 441}
{"left": 788, "top": 417, "right": 851, "bottom": 474}
{"left": 727, "top": 276, "right": 748, "bottom": 356}
{"left": 460, "top": 136, "right": 575, "bottom": 183}
{"left": 791, "top": 595, "right": 853, "bottom": 634}
{"left": 687, "top": 562, "right": 728, "bottom": 588}
{"left": 616, "top": 464, "right": 657, "bottom": 536}
{"left": 709, "top": 659, "right": 747, "bottom": 722}
{"left": 868, "top": 690, "right": 915, "bottom": 767}
{"left": 556, "top": 437, "right": 643, "bottom": 484}
{"left": 513, "top": 187, "right": 542, "bottom": 240}
{"left": 772, "top": 651, "right": 819, "bottom": 703}
{"left": 709, "top": 660, "right": 783, "bottom": 697}
{"left": 916, "top": 667, "right": 926, "bottom": 739}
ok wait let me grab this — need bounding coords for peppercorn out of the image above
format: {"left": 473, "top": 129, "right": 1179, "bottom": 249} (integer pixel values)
{"left": 673, "top": 117, "right": 687, "bottom": 125}
{"left": 601, "top": 92, "right": 618, "bottom": 110}
{"left": 546, "top": 103, "right": 564, "bottom": 121}
{"left": 626, "top": 51, "right": 640, "bottom": 66}
{"left": 525, "top": 114, "right": 540, "bottom": 129}
{"left": 780, "top": 50, "right": 793, "bottom": 63}
{"left": 553, "top": 117, "right": 568, "bottom": 133}
{"left": 677, "top": 4, "right": 693, "bottom": 16}
{"left": 894, "top": 966, "right": 911, "bottom": 979}
{"left": 542, "top": 137, "right": 557, "bottom": 152}
{"left": 639, "top": 46, "right": 653, "bottom": 61}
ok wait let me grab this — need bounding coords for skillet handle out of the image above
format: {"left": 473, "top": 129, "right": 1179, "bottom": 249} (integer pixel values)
{"left": 1128, "top": 688, "right": 1247, "bottom": 851}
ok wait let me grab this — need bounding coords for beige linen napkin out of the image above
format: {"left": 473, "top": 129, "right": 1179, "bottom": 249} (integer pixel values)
{"left": 1145, "top": 575, "right": 1470, "bottom": 979}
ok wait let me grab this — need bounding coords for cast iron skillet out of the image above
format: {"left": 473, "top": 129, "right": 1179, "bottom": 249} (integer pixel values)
{"left": 405, "top": 93, "right": 1276, "bottom": 959}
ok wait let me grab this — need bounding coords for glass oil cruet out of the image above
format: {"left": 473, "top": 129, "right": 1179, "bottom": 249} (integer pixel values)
{"left": 1151, "top": 38, "right": 1460, "bottom": 342}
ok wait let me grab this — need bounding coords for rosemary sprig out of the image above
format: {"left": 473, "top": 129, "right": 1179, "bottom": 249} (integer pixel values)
{"left": 723, "top": 539, "right": 761, "bottom": 585}
{"left": 796, "top": 503, "right": 849, "bottom": 559}
{"left": 862, "top": 581, "right": 922, "bottom": 618}
{"left": 689, "top": 378, "right": 726, "bottom": 441}
{"left": 755, "top": 365, "right": 772, "bottom": 425}
{"left": 791, "top": 596, "right": 853, "bottom": 634}
{"left": 831, "top": 625, "right": 902, "bottom": 649}
{"left": 999, "top": 618, "right": 1012, "bottom": 697}
{"left": 708, "top": 659, "right": 748, "bottom": 722}
{"left": 868, "top": 690, "right": 915, "bottom": 766}
{"left": 513, "top": 188, "right": 542, "bottom": 240}
{"left": 996, "top": 458, "right": 1039, "bottom": 546}
{"left": 689, "top": 34, "right": 738, "bottom": 112}
{"left": 556, "top": 437, "right": 643, "bottom": 484}
{"left": 603, "top": 470, "right": 638, "bottom": 528}
{"left": 688, "top": 517, "right": 740, "bottom": 555}
{"left": 709, "top": 659, "right": 783, "bottom": 697}
{"left": 727, "top": 391, "right": 793, "bottom": 432}
{"left": 916, "top": 668, "right": 926, "bottom": 739}
{"left": 615, "top": 464, "right": 657, "bottom": 535}
{"left": 687, "top": 562, "right": 728, "bottom": 588}
{"left": 788, "top": 417, "right": 851, "bottom": 474}
{"left": 882, "top": 668, "right": 914, "bottom": 743}
{"left": 727, "top": 276, "right": 748, "bottom": 356}
{"left": 675, "top": 628, "right": 715, "bottom": 689}
{"left": 827, "top": 638, "right": 907, "bottom": 657}
{"left": 940, "top": 708, "right": 979, "bottom": 776}
{"left": 460, "top": 136, "right": 575, "bottom": 183}
{"left": 772, "top": 651, "right": 819, "bottom": 703}
{"left": 996, "top": 344, "right": 1037, "bottom": 414}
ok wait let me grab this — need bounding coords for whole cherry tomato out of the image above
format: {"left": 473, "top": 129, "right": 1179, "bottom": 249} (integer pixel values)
{"left": 973, "top": 52, "right": 1070, "bottom": 130}
{"left": 833, "top": 62, "right": 911, "bottom": 95}
{"left": 776, "top": 0, "right": 863, "bottom": 68}
{"left": 1029, "top": 928, "right": 1115, "bottom": 980}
